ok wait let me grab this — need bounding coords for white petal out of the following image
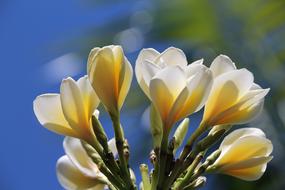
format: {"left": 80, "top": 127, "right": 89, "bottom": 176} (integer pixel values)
{"left": 135, "top": 48, "right": 160, "bottom": 98}
{"left": 190, "top": 58, "right": 204, "bottom": 65}
{"left": 185, "top": 65, "right": 213, "bottom": 112}
{"left": 137, "top": 60, "right": 161, "bottom": 98}
{"left": 222, "top": 163, "right": 268, "bottom": 181}
{"left": 60, "top": 77, "right": 88, "bottom": 131}
{"left": 152, "top": 65, "right": 186, "bottom": 99}
{"left": 203, "top": 69, "right": 254, "bottom": 124}
{"left": 155, "top": 47, "right": 188, "bottom": 67}
{"left": 220, "top": 128, "right": 266, "bottom": 150}
{"left": 217, "top": 135, "right": 273, "bottom": 165}
{"left": 210, "top": 55, "right": 236, "bottom": 77}
{"left": 56, "top": 156, "right": 105, "bottom": 190}
{"left": 108, "top": 138, "right": 118, "bottom": 158}
{"left": 220, "top": 156, "right": 273, "bottom": 171}
{"left": 216, "top": 88, "right": 269, "bottom": 125}
{"left": 64, "top": 137, "right": 102, "bottom": 178}
{"left": 77, "top": 76, "right": 100, "bottom": 119}
{"left": 33, "top": 94, "right": 76, "bottom": 137}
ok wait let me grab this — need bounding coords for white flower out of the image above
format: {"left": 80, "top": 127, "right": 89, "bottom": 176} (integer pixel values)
{"left": 210, "top": 128, "right": 273, "bottom": 181}
{"left": 33, "top": 76, "right": 100, "bottom": 143}
{"left": 135, "top": 47, "right": 203, "bottom": 98}
{"left": 87, "top": 45, "right": 133, "bottom": 114}
{"left": 56, "top": 137, "right": 117, "bottom": 190}
{"left": 202, "top": 55, "right": 270, "bottom": 126}
{"left": 135, "top": 47, "right": 212, "bottom": 129}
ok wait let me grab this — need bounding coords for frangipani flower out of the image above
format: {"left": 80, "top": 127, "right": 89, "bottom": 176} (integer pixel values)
{"left": 149, "top": 64, "right": 213, "bottom": 129}
{"left": 135, "top": 47, "right": 203, "bottom": 98}
{"left": 209, "top": 128, "right": 273, "bottom": 181}
{"left": 57, "top": 137, "right": 117, "bottom": 189}
{"left": 33, "top": 76, "right": 99, "bottom": 143}
{"left": 87, "top": 45, "right": 133, "bottom": 115}
{"left": 202, "top": 55, "right": 270, "bottom": 126}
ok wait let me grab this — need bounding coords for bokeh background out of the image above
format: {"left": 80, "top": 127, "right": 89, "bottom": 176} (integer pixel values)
{"left": 1, "top": 0, "right": 285, "bottom": 189}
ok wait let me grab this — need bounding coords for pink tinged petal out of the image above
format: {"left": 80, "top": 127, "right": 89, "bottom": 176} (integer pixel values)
{"left": 155, "top": 47, "right": 188, "bottom": 67}
{"left": 210, "top": 55, "right": 237, "bottom": 78}
{"left": 63, "top": 137, "right": 102, "bottom": 178}
{"left": 60, "top": 77, "right": 88, "bottom": 133}
{"left": 77, "top": 76, "right": 100, "bottom": 119}
{"left": 203, "top": 69, "right": 254, "bottom": 125}
{"left": 56, "top": 156, "right": 105, "bottom": 189}
{"left": 33, "top": 94, "right": 77, "bottom": 137}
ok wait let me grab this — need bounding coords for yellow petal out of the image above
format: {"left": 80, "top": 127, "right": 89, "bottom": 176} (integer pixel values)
{"left": 60, "top": 77, "right": 89, "bottom": 133}
{"left": 33, "top": 94, "right": 77, "bottom": 137}
{"left": 64, "top": 137, "right": 103, "bottom": 178}
{"left": 216, "top": 88, "right": 269, "bottom": 125}
{"left": 217, "top": 136, "right": 272, "bottom": 166}
{"left": 149, "top": 66, "right": 186, "bottom": 125}
{"left": 76, "top": 76, "right": 100, "bottom": 119}
{"left": 88, "top": 46, "right": 120, "bottom": 113}
{"left": 118, "top": 57, "right": 133, "bottom": 109}
{"left": 173, "top": 65, "right": 213, "bottom": 120}
{"left": 87, "top": 47, "right": 100, "bottom": 73}
{"left": 203, "top": 69, "right": 254, "bottom": 125}
{"left": 220, "top": 156, "right": 272, "bottom": 171}
{"left": 56, "top": 156, "right": 105, "bottom": 189}
{"left": 149, "top": 77, "right": 174, "bottom": 125}
{"left": 223, "top": 163, "right": 267, "bottom": 181}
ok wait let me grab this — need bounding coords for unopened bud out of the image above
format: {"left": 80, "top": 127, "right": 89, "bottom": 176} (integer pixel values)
{"left": 173, "top": 118, "right": 189, "bottom": 153}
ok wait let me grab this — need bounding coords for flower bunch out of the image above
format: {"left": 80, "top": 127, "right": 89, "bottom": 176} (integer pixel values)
{"left": 34, "top": 45, "right": 272, "bottom": 190}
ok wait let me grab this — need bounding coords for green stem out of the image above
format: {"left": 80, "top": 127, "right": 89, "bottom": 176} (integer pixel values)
{"left": 157, "top": 134, "right": 169, "bottom": 189}
{"left": 180, "top": 122, "right": 207, "bottom": 161}
{"left": 111, "top": 112, "right": 134, "bottom": 190}
{"left": 173, "top": 153, "right": 204, "bottom": 190}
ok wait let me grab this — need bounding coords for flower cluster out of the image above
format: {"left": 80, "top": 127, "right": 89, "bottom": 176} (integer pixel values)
{"left": 34, "top": 45, "right": 272, "bottom": 190}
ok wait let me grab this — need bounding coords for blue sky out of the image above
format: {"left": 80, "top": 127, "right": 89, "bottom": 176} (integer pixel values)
{"left": 0, "top": 0, "right": 139, "bottom": 189}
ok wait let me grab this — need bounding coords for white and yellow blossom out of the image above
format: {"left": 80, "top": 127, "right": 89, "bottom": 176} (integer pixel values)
{"left": 209, "top": 128, "right": 273, "bottom": 181}
{"left": 57, "top": 137, "right": 117, "bottom": 190}
{"left": 33, "top": 76, "right": 99, "bottom": 143}
{"left": 87, "top": 45, "right": 133, "bottom": 115}
{"left": 202, "top": 55, "right": 270, "bottom": 126}
{"left": 135, "top": 47, "right": 203, "bottom": 98}
{"left": 150, "top": 65, "right": 212, "bottom": 130}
